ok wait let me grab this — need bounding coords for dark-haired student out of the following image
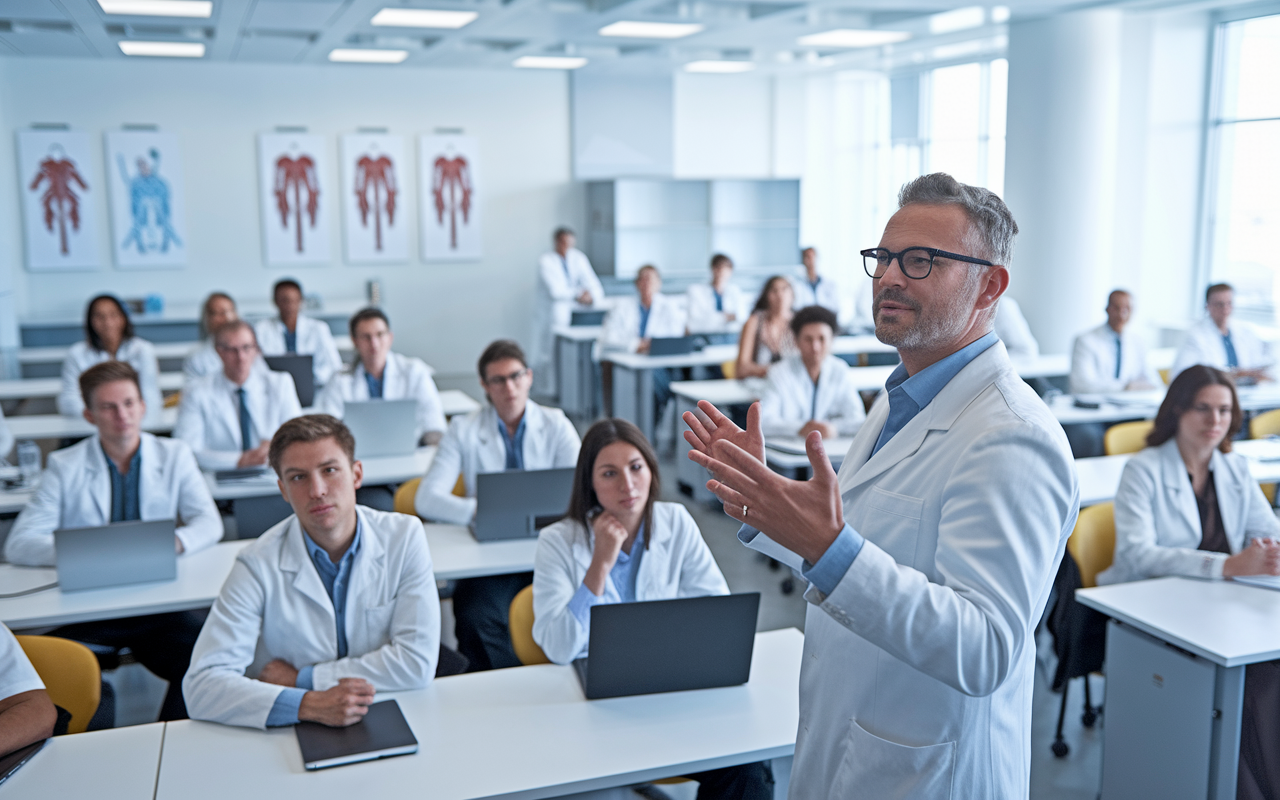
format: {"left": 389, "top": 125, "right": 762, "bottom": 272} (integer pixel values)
{"left": 6, "top": 361, "right": 220, "bottom": 721}
{"left": 316, "top": 308, "right": 446, "bottom": 446}
{"left": 253, "top": 278, "right": 343, "bottom": 389}
{"left": 57, "top": 294, "right": 162, "bottom": 420}
{"left": 413, "top": 339, "right": 580, "bottom": 671}
{"left": 184, "top": 415, "right": 440, "bottom": 730}
{"left": 532, "top": 418, "right": 771, "bottom": 799}
{"left": 759, "top": 305, "right": 866, "bottom": 439}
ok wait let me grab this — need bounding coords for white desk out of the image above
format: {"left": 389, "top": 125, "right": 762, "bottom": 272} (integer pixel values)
{"left": 553, "top": 324, "right": 603, "bottom": 417}
{"left": 0, "top": 722, "right": 164, "bottom": 799}
{"left": 0, "top": 373, "right": 184, "bottom": 403}
{"left": 424, "top": 524, "right": 538, "bottom": 581}
{"left": 764, "top": 437, "right": 854, "bottom": 478}
{"left": 1073, "top": 444, "right": 1280, "bottom": 508}
{"left": 1076, "top": 578, "right": 1280, "bottom": 799}
{"left": 438, "top": 389, "right": 481, "bottom": 418}
{"left": 1051, "top": 383, "right": 1280, "bottom": 427}
{"left": 156, "top": 628, "right": 802, "bottom": 800}
{"left": 4, "top": 407, "right": 179, "bottom": 441}
{"left": 205, "top": 448, "right": 436, "bottom": 501}
{"left": 16, "top": 336, "right": 357, "bottom": 369}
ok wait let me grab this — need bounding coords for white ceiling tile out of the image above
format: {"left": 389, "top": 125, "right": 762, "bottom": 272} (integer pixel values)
{"left": 248, "top": 0, "right": 342, "bottom": 32}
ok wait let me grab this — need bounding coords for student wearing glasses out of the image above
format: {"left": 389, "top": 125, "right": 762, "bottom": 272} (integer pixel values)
{"left": 414, "top": 340, "right": 580, "bottom": 671}
{"left": 57, "top": 294, "right": 162, "bottom": 422}
{"left": 184, "top": 292, "right": 242, "bottom": 382}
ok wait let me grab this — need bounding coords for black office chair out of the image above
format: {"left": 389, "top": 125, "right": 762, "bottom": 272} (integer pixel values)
{"left": 1046, "top": 548, "right": 1108, "bottom": 757}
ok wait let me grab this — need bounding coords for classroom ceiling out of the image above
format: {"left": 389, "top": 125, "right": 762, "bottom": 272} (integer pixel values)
{"left": 0, "top": 0, "right": 1211, "bottom": 73}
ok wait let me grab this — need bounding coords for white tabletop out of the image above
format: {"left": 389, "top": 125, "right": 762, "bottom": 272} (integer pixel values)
{"left": 155, "top": 627, "right": 802, "bottom": 800}
{"left": 439, "top": 389, "right": 481, "bottom": 418}
{"left": 1073, "top": 445, "right": 1280, "bottom": 508}
{"left": 1076, "top": 577, "right": 1280, "bottom": 667}
{"left": 0, "top": 373, "right": 184, "bottom": 402}
{"left": 424, "top": 524, "right": 538, "bottom": 581}
{"left": 0, "top": 722, "right": 164, "bottom": 799}
{"left": 552, "top": 324, "right": 604, "bottom": 342}
{"left": 765, "top": 437, "right": 854, "bottom": 472}
{"left": 16, "top": 336, "right": 356, "bottom": 365}
{"left": 605, "top": 335, "right": 897, "bottom": 371}
{"left": 1051, "top": 383, "right": 1280, "bottom": 426}
{"left": 5, "top": 407, "right": 179, "bottom": 441}
{"left": 206, "top": 448, "right": 436, "bottom": 500}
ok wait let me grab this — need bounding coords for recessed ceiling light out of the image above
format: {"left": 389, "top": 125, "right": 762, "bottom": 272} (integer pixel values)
{"left": 99, "top": 0, "right": 212, "bottom": 17}
{"left": 513, "top": 56, "right": 587, "bottom": 69}
{"left": 329, "top": 48, "right": 410, "bottom": 63}
{"left": 684, "top": 60, "right": 754, "bottom": 73}
{"left": 929, "top": 6, "right": 985, "bottom": 34}
{"left": 796, "top": 29, "right": 909, "bottom": 48}
{"left": 598, "top": 21, "right": 704, "bottom": 39}
{"left": 118, "top": 40, "right": 206, "bottom": 57}
{"left": 371, "top": 9, "right": 478, "bottom": 28}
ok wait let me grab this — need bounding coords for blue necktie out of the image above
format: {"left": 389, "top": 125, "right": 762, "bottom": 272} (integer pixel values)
{"left": 561, "top": 255, "right": 571, "bottom": 280}
{"left": 713, "top": 291, "right": 723, "bottom": 312}
{"left": 1114, "top": 335, "right": 1122, "bottom": 379}
{"left": 639, "top": 303, "right": 652, "bottom": 338}
{"left": 283, "top": 329, "right": 297, "bottom": 354}
{"left": 237, "top": 387, "right": 254, "bottom": 451}
{"left": 1223, "top": 334, "right": 1239, "bottom": 369}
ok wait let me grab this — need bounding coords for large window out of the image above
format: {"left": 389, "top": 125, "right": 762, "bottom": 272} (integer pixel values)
{"left": 1205, "top": 13, "right": 1280, "bottom": 319}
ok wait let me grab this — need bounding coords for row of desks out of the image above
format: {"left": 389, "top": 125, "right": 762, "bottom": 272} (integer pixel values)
{"left": 14, "top": 335, "right": 357, "bottom": 369}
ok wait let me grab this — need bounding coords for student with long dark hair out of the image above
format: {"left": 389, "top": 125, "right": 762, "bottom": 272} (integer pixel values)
{"left": 57, "top": 294, "right": 162, "bottom": 419}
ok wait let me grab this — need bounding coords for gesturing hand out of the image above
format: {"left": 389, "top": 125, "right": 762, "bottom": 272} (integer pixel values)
{"left": 1225, "top": 538, "right": 1280, "bottom": 578}
{"left": 298, "top": 678, "right": 376, "bottom": 728}
{"left": 683, "top": 400, "right": 765, "bottom": 466}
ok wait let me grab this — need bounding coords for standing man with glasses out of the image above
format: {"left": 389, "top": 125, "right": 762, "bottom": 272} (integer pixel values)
{"left": 532, "top": 227, "right": 606, "bottom": 396}
{"left": 1172, "top": 283, "right": 1274, "bottom": 384}
{"left": 414, "top": 340, "right": 580, "bottom": 670}
{"left": 685, "top": 173, "right": 1078, "bottom": 799}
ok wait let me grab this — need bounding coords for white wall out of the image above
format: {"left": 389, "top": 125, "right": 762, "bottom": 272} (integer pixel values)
{"left": 0, "top": 57, "right": 579, "bottom": 376}
{"left": 673, "top": 73, "right": 774, "bottom": 178}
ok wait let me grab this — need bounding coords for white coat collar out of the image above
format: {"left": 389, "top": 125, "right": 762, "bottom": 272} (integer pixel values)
{"left": 1156, "top": 437, "right": 1243, "bottom": 542}
{"left": 476, "top": 399, "right": 546, "bottom": 448}
{"left": 277, "top": 506, "right": 387, "bottom": 615}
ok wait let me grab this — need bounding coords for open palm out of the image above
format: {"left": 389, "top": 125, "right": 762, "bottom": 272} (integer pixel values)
{"left": 682, "top": 400, "right": 766, "bottom": 465}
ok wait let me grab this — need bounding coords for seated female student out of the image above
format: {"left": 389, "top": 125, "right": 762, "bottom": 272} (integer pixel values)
{"left": 735, "top": 276, "right": 796, "bottom": 379}
{"left": 1098, "top": 365, "right": 1280, "bottom": 799}
{"left": 184, "top": 292, "right": 241, "bottom": 381}
{"left": 58, "top": 294, "right": 162, "bottom": 420}
{"left": 532, "top": 418, "right": 771, "bottom": 799}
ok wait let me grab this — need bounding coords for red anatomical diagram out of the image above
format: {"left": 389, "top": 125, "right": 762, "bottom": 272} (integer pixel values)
{"left": 30, "top": 150, "right": 89, "bottom": 255}
{"left": 354, "top": 154, "right": 397, "bottom": 251}
{"left": 432, "top": 155, "right": 472, "bottom": 249}
{"left": 274, "top": 154, "right": 320, "bottom": 253}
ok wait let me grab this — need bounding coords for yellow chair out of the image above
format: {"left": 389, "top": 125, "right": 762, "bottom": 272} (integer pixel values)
{"left": 1249, "top": 409, "right": 1280, "bottom": 503}
{"left": 1104, "top": 420, "right": 1154, "bottom": 456}
{"left": 508, "top": 585, "right": 550, "bottom": 666}
{"left": 393, "top": 475, "right": 466, "bottom": 516}
{"left": 15, "top": 635, "right": 100, "bottom": 735}
{"left": 721, "top": 360, "right": 737, "bottom": 380}
{"left": 1158, "top": 368, "right": 1171, "bottom": 385}
{"left": 1067, "top": 502, "right": 1116, "bottom": 590}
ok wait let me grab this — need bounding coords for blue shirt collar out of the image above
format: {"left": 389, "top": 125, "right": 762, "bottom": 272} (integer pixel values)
{"left": 301, "top": 516, "right": 363, "bottom": 576}
{"left": 499, "top": 411, "right": 528, "bottom": 470}
{"left": 884, "top": 331, "right": 999, "bottom": 410}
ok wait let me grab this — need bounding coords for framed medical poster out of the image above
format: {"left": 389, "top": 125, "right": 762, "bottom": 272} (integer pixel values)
{"left": 419, "top": 134, "right": 481, "bottom": 262}
{"left": 257, "top": 132, "right": 332, "bottom": 265}
{"left": 105, "top": 130, "right": 188, "bottom": 269}
{"left": 341, "top": 133, "right": 409, "bottom": 264}
{"left": 17, "top": 129, "right": 101, "bottom": 271}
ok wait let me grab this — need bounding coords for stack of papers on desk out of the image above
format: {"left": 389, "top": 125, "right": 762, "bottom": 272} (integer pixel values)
{"left": 1233, "top": 575, "right": 1280, "bottom": 591}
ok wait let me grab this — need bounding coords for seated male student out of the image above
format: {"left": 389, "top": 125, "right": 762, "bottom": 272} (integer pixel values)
{"left": 1070, "top": 289, "right": 1161, "bottom": 394}
{"left": 254, "top": 278, "right": 344, "bottom": 390}
{"left": 316, "top": 307, "right": 446, "bottom": 446}
{"left": 601, "top": 264, "right": 687, "bottom": 423}
{"left": 1173, "top": 282, "right": 1274, "bottom": 383}
{"left": 414, "top": 340, "right": 580, "bottom": 671}
{"left": 175, "top": 320, "right": 302, "bottom": 471}
{"left": 759, "top": 306, "right": 867, "bottom": 439}
{"left": 4, "top": 361, "right": 221, "bottom": 721}
{"left": 686, "top": 254, "right": 746, "bottom": 334}
{"left": 184, "top": 415, "right": 440, "bottom": 730}
{"left": 0, "top": 622, "right": 57, "bottom": 755}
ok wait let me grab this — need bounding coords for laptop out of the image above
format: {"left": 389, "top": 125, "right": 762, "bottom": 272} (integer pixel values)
{"left": 0, "top": 740, "right": 45, "bottom": 787}
{"left": 471, "top": 467, "right": 575, "bottom": 541}
{"left": 648, "top": 336, "right": 701, "bottom": 357}
{"left": 345, "top": 400, "right": 418, "bottom": 459}
{"left": 265, "top": 354, "right": 315, "bottom": 408}
{"left": 53, "top": 519, "right": 177, "bottom": 592}
{"left": 573, "top": 592, "right": 760, "bottom": 700}
{"left": 571, "top": 309, "right": 607, "bottom": 326}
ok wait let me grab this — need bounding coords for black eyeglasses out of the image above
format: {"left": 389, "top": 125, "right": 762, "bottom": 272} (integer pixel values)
{"left": 860, "top": 247, "right": 994, "bottom": 280}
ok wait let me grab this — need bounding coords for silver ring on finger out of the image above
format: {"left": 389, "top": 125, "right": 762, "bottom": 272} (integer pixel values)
{"left": 742, "top": 504, "right": 749, "bottom": 518}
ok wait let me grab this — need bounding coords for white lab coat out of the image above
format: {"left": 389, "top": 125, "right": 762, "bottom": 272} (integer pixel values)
{"left": 532, "top": 501, "right": 730, "bottom": 665}
{"left": 532, "top": 248, "right": 606, "bottom": 391}
{"left": 413, "top": 400, "right": 580, "bottom": 525}
{"left": 790, "top": 275, "right": 842, "bottom": 318}
{"left": 182, "top": 342, "right": 221, "bottom": 382}
{"left": 1096, "top": 439, "right": 1279, "bottom": 585}
{"left": 742, "top": 341, "right": 1078, "bottom": 799}
{"left": 4, "top": 433, "right": 221, "bottom": 567}
{"left": 1172, "top": 317, "right": 1273, "bottom": 381}
{"left": 174, "top": 368, "right": 302, "bottom": 471}
{"left": 0, "top": 623, "right": 44, "bottom": 702}
{"left": 253, "top": 315, "right": 343, "bottom": 388}
{"left": 1069, "top": 323, "right": 1162, "bottom": 394}
{"left": 686, "top": 283, "right": 747, "bottom": 334}
{"left": 57, "top": 338, "right": 163, "bottom": 420}
{"left": 759, "top": 354, "right": 867, "bottom": 438}
{"left": 315, "top": 352, "right": 446, "bottom": 442}
{"left": 183, "top": 507, "right": 440, "bottom": 730}
{"left": 0, "top": 406, "right": 12, "bottom": 462}
{"left": 994, "top": 297, "right": 1039, "bottom": 360}
{"left": 600, "top": 294, "right": 687, "bottom": 354}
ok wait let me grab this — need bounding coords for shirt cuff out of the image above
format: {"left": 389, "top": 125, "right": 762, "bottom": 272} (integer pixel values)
{"left": 266, "top": 687, "right": 307, "bottom": 727}
{"left": 296, "top": 665, "right": 315, "bottom": 690}
{"left": 800, "top": 524, "right": 866, "bottom": 596}
{"left": 568, "top": 582, "right": 604, "bottom": 630}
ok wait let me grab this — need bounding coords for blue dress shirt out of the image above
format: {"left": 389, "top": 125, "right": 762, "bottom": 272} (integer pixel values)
{"left": 265, "top": 521, "right": 364, "bottom": 727}
{"left": 363, "top": 370, "right": 384, "bottom": 399}
{"left": 499, "top": 415, "right": 527, "bottom": 471}
{"left": 638, "top": 302, "right": 652, "bottom": 339}
{"left": 567, "top": 523, "right": 646, "bottom": 660}
{"left": 283, "top": 329, "right": 298, "bottom": 354}
{"left": 1223, "top": 332, "right": 1239, "bottom": 369}
{"left": 713, "top": 291, "right": 724, "bottom": 313}
{"left": 103, "top": 445, "right": 142, "bottom": 523}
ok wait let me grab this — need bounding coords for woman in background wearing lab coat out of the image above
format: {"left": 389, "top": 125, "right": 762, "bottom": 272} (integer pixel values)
{"left": 57, "top": 294, "right": 162, "bottom": 421}
{"left": 1099, "top": 365, "right": 1280, "bottom": 799}
{"left": 735, "top": 276, "right": 795, "bottom": 379}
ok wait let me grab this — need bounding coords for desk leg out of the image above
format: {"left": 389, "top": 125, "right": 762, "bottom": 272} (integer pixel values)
{"left": 612, "top": 366, "right": 654, "bottom": 443}
{"left": 556, "top": 335, "right": 573, "bottom": 410}
{"left": 771, "top": 755, "right": 792, "bottom": 800}
{"left": 581, "top": 341, "right": 598, "bottom": 419}
{"left": 1209, "top": 663, "right": 1246, "bottom": 800}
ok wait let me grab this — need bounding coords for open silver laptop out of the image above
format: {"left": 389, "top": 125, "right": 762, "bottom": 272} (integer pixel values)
{"left": 472, "top": 468, "right": 575, "bottom": 541}
{"left": 344, "top": 400, "right": 418, "bottom": 459}
{"left": 53, "top": 519, "right": 177, "bottom": 592}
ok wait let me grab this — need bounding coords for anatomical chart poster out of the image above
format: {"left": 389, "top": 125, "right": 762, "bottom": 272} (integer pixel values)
{"left": 105, "top": 130, "right": 188, "bottom": 269}
{"left": 17, "top": 129, "right": 101, "bottom": 271}
{"left": 419, "top": 134, "right": 481, "bottom": 262}
{"left": 258, "top": 133, "right": 332, "bottom": 265}
{"left": 341, "top": 133, "right": 408, "bottom": 264}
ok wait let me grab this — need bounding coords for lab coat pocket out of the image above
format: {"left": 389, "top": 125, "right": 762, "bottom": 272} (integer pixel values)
{"left": 862, "top": 487, "right": 925, "bottom": 567}
{"left": 836, "top": 717, "right": 955, "bottom": 800}
{"left": 364, "top": 601, "right": 397, "bottom": 644}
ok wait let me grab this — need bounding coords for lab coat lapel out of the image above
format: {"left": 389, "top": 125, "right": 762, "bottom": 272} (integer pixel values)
{"left": 138, "top": 434, "right": 168, "bottom": 520}
{"left": 346, "top": 509, "right": 387, "bottom": 647}
{"left": 635, "top": 516, "right": 672, "bottom": 600}
{"left": 1211, "top": 449, "right": 1244, "bottom": 547}
{"left": 475, "top": 405, "right": 506, "bottom": 473}
{"left": 278, "top": 518, "right": 338, "bottom": 615}
{"left": 83, "top": 436, "right": 111, "bottom": 521}
{"left": 1159, "top": 439, "right": 1202, "bottom": 535}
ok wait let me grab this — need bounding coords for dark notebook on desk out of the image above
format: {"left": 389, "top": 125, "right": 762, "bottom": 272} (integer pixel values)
{"left": 0, "top": 740, "right": 45, "bottom": 787}
{"left": 295, "top": 699, "right": 418, "bottom": 770}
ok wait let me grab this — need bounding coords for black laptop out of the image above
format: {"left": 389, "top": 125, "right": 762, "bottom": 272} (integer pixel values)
{"left": 265, "top": 354, "right": 315, "bottom": 408}
{"left": 573, "top": 593, "right": 760, "bottom": 699}
{"left": 648, "top": 336, "right": 701, "bottom": 357}
{"left": 472, "top": 468, "right": 574, "bottom": 541}
{"left": 571, "top": 309, "right": 607, "bottom": 326}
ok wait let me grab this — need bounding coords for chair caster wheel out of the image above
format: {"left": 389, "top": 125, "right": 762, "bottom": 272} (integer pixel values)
{"left": 1051, "top": 740, "right": 1069, "bottom": 758}
{"left": 1082, "top": 709, "right": 1097, "bottom": 728}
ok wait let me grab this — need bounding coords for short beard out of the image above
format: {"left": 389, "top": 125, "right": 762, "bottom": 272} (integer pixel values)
{"left": 874, "top": 276, "right": 981, "bottom": 351}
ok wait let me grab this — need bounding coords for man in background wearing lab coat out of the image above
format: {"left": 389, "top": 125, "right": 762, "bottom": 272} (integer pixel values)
{"left": 686, "top": 173, "right": 1078, "bottom": 799}
{"left": 414, "top": 340, "right": 580, "bottom": 671}
{"left": 1070, "top": 289, "right": 1161, "bottom": 394}
{"left": 6, "top": 361, "right": 222, "bottom": 721}
{"left": 254, "top": 278, "right": 343, "bottom": 390}
{"left": 687, "top": 253, "right": 747, "bottom": 334}
{"left": 759, "top": 305, "right": 866, "bottom": 439}
{"left": 600, "top": 265, "right": 687, "bottom": 425}
{"left": 790, "top": 248, "right": 842, "bottom": 320}
{"left": 1172, "top": 282, "right": 1274, "bottom": 383}
{"left": 531, "top": 227, "right": 605, "bottom": 396}
{"left": 184, "top": 415, "right": 440, "bottom": 730}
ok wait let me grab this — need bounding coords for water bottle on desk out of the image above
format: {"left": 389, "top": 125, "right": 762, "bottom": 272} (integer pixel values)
{"left": 16, "top": 440, "right": 40, "bottom": 484}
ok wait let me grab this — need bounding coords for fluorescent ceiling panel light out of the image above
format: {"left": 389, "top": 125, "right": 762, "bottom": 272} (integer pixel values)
{"left": 929, "top": 6, "right": 985, "bottom": 34}
{"left": 513, "top": 56, "right": 587, "bottom": 69}
{"left": 329, "top": 48, "right": 410, "bottom": 62}
{"left": 991, "top": 6, "right": 1011, "bottom": 24}
{"left": 371, "top": 9, "right": 477, "bottom": 28}
{"left": 118, "top": 40, "right": 205, "bottom": 56}
{"left": 98, "top": 0, "right": 212, "bottom": 16}
{"left": 796, "top": 29, "right": 909, "bottom": 48}
{"left": 684, "top": 60, "right": 754, "bottom": 73}
{"left": 598, "top": 21, "right": 704, "bottom": 39}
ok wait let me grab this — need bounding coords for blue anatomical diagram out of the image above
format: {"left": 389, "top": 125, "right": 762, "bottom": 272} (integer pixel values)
{"left": 118, "top": 148, "right": 182, "bottom": 254}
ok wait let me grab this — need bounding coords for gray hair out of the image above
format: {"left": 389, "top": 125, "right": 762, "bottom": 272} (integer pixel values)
{"left": 898, "top": 173, "right": 1018, "bottom": 266}
{"left": 212, "top": 318, "right": 258, "bottom": 348}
